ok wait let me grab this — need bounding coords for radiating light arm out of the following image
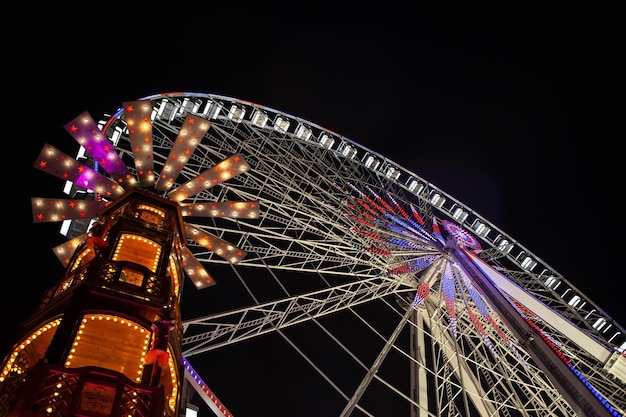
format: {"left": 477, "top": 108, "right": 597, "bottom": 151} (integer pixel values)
{"left": 32, "top": 197, "right": 107, "bottom": 223}
{"left": 155, "top": 114, "right": 210, "bottom": 192}
{"left": 181, "top": 246, "right": 215, "bottom": 289}
{"left": 124, "top": 100, "right": 155, "bottom": 187}
{"left": 34, "top": 144, "right": 125, "bottom": 199}
{"left": 52, "top": 235, "right": 88, "bottom": 266}
{"left": 64, "top": 111, "right": 130, "bottom": 178}
{"left": 184, "top": 224, "right": 247, "bottom": 264}
{"left": 180, "top": 201, "right": 259, "bottom": 219}
{"left": 167, "top": 153, "right": 250, "bottom": 202}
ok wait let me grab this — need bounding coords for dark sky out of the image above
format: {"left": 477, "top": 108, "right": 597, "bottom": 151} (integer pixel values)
{"left": 3, "top": 3, "right": 624, "bottom": 416}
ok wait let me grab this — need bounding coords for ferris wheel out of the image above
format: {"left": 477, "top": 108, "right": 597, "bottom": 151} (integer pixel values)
{"left": 32, "top": 92, "right": 626, "bottom": 416}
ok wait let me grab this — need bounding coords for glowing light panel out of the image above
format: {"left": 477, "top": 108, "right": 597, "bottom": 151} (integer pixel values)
{"left": 124, "top": 100, "right": 155, "bottom": 187}
{"left": 181, "top": 246, "right": 215, "bottom": 289}
{"left": 155, "top": 114, "right": 211, "bottom": 192}
{"left": 32, "top": 197, "right": 107, "bottom": 223}
{"left": 180, "top": 201, "right": 259, "bottom": 219}
{"left": 184, "top": 224, "right": 247, "bottom": 264}
{"left": 167, "top": 153, "right": 250, "bottom": 202}
{"left": 34, "top": 144, "right": 124, "bottom": 199}
{"left": 64, "top": 111, "right": 129, "bottom": 177}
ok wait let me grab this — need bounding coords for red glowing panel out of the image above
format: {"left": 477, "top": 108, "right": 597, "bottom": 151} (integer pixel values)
{"left": 64, "top": 111, "right": 129, "bottom": 177}
{"left": 181, "top": 246, "right": 215, "bottom": 288}
{"left": 123, "top": 100, "right": 155, "bottom": 187}
{"left": 155, "top": 114, "right": 211, "bottom": 191}
{"left": 167, "top": 153, "right": 250, "bottom": 202}
{"left": 184, "top": 224, "right": 247, "bottom": 264}
{"left": 34, "top": 144, "right": 125, "bottom": 199}
{"left": 32, "top": 197, "right": 107, "bottom": 223}
{"left": 180, "top": 200, "right": 260, "bottom": 219}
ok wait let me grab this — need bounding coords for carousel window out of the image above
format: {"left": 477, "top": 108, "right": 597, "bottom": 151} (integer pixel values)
{"left": 112, "top": 234, "right": 162, "bottom": 273}
{"left": 137, "top": 204, "right": 166, "bottom": 226}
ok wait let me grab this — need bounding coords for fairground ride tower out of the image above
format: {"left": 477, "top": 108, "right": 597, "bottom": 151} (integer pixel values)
{"left": 0, "top": 187, "right": 189, "bottom": 417}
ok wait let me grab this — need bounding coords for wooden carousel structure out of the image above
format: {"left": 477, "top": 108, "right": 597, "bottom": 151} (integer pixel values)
{"left": 0, "top": 188, "right": 188, "bottom": 417}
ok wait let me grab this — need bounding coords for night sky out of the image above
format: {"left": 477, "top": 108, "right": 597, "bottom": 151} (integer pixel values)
{"left": 3, "top": 3, "right": 624, "bottom": 416}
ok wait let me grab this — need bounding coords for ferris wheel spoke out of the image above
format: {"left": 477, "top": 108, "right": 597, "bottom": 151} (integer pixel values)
{"left": 181, "top": 276, "right": 405, "bottom": 357}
